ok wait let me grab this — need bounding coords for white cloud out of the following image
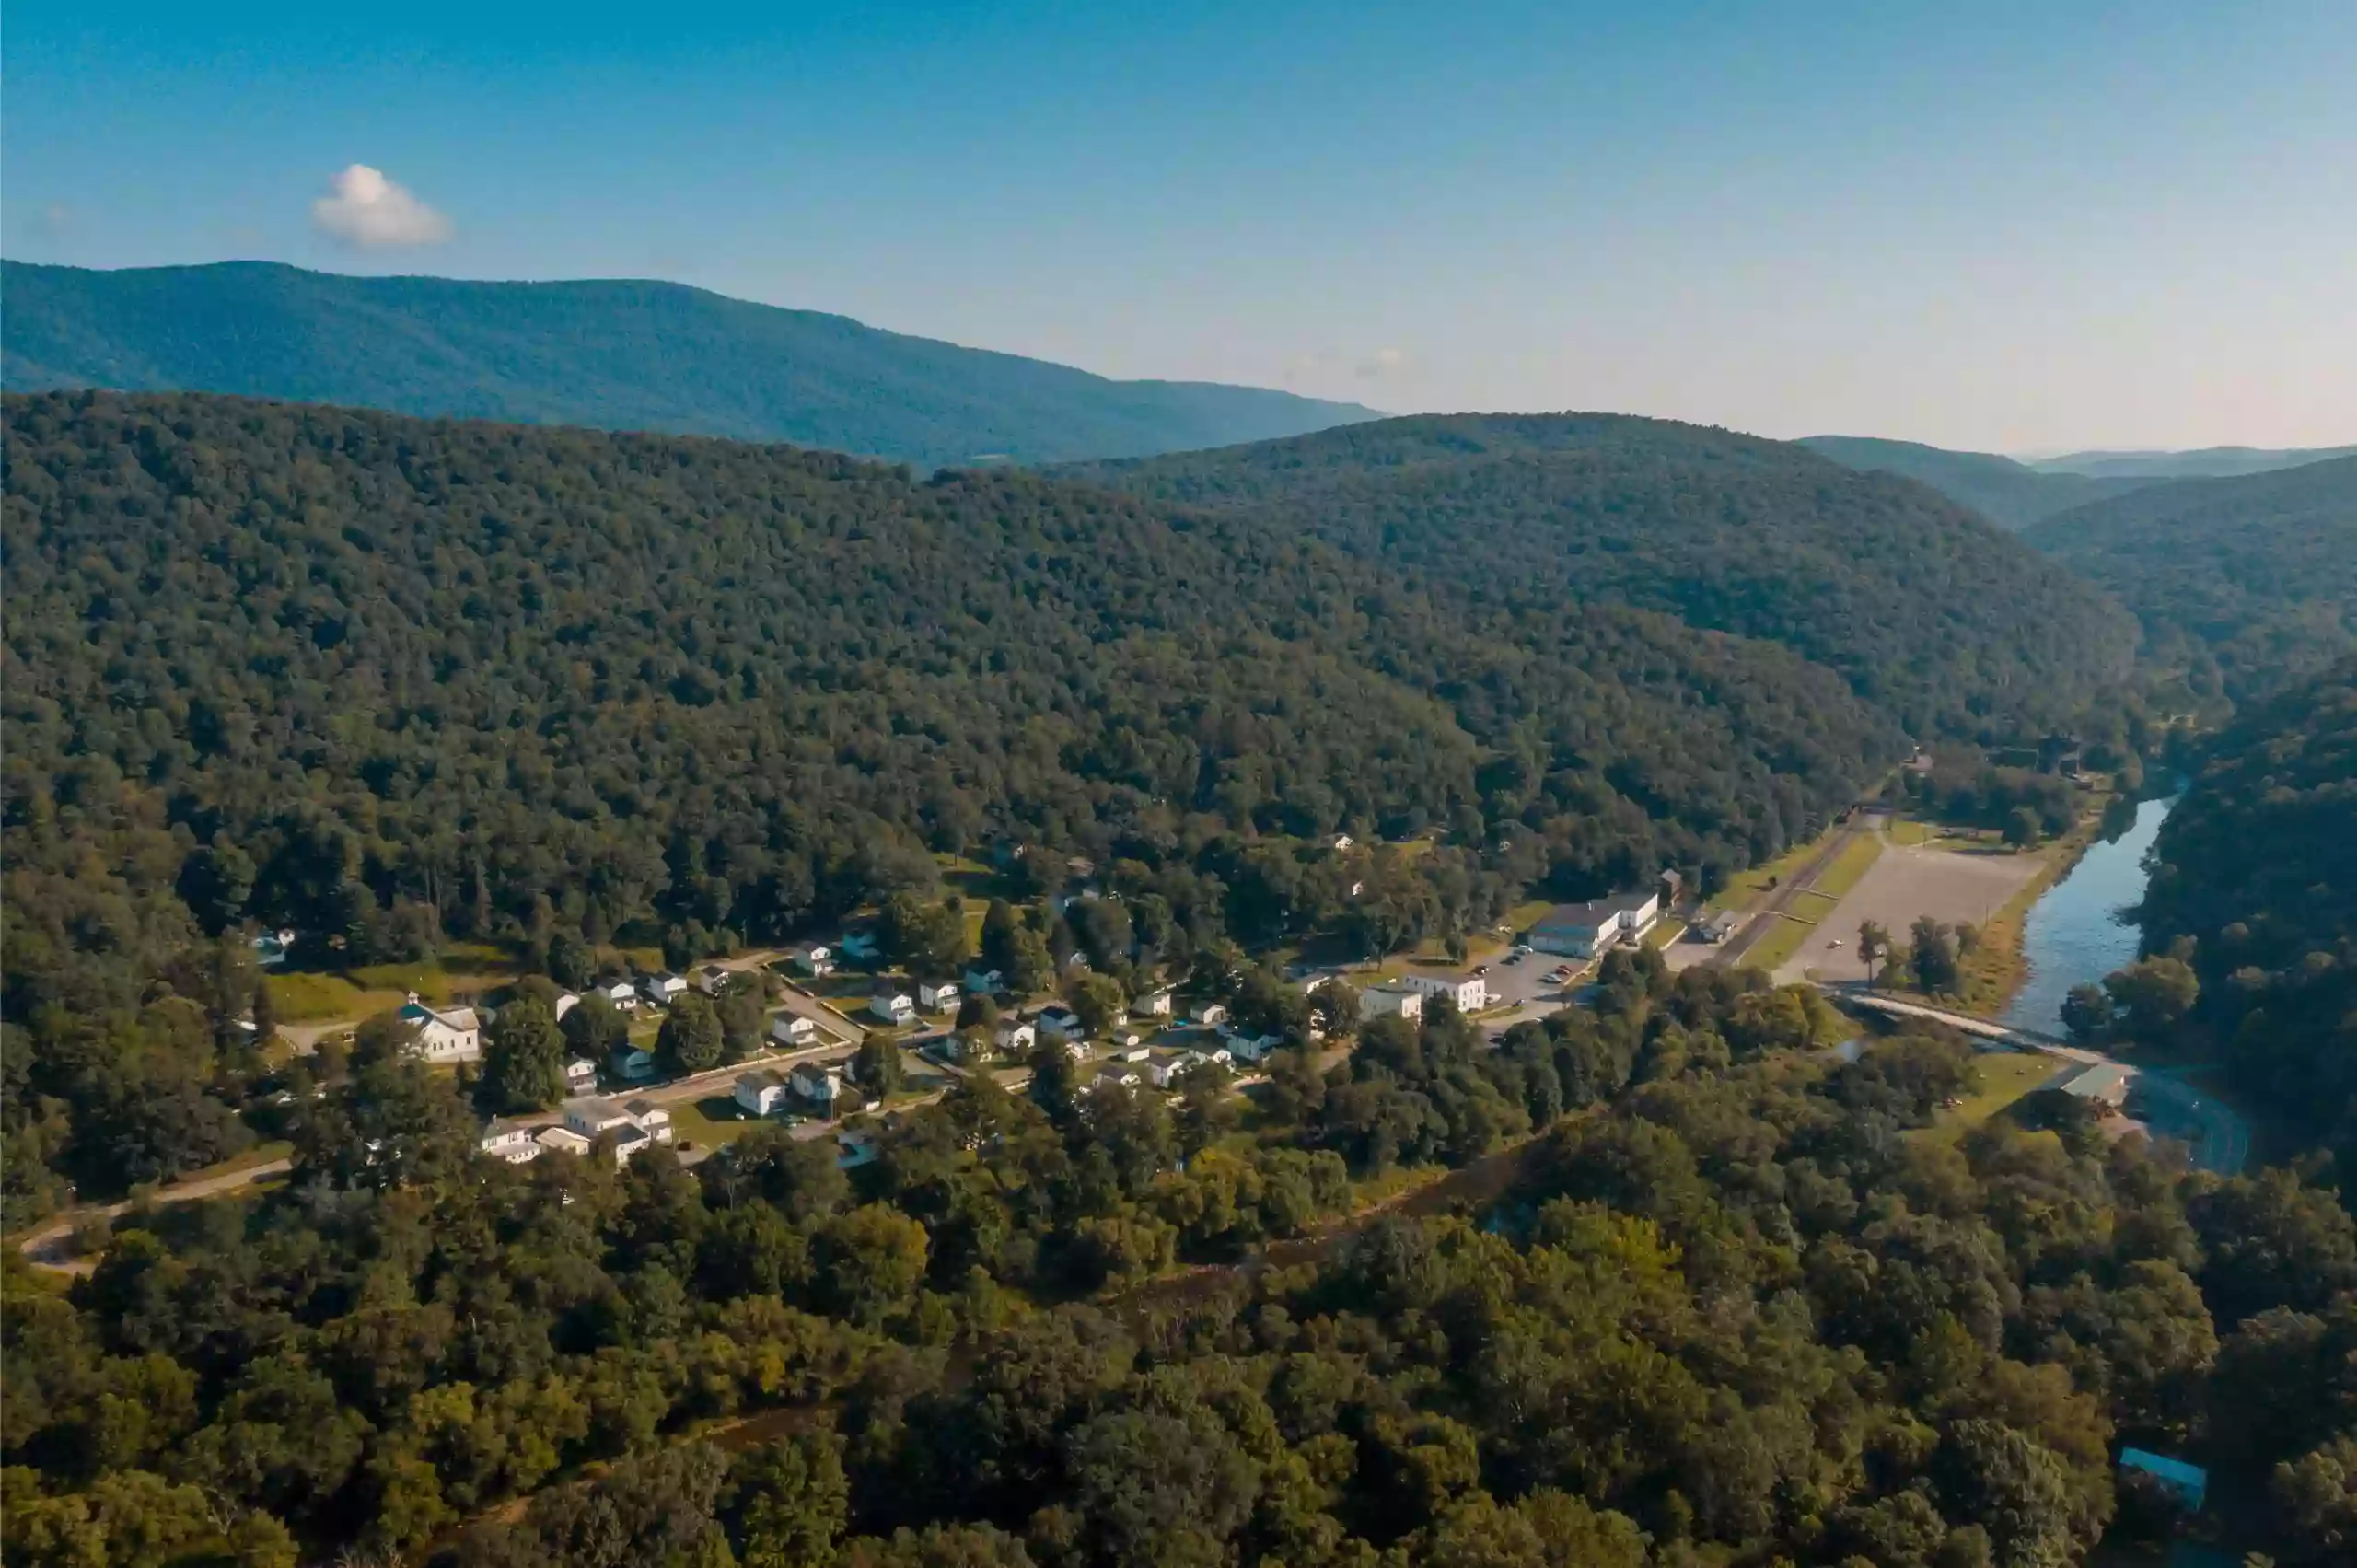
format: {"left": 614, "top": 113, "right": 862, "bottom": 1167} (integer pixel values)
{"left": 1355, "top": 347, "right": 1410, "bottom": 380}
{"left": 310, "top": 164, "right": 452, "bottom": 248}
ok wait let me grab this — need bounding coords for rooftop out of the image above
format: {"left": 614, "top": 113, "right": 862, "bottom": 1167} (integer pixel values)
{"left": 1534, "top": 891, "right": 1657, "bottom": 928}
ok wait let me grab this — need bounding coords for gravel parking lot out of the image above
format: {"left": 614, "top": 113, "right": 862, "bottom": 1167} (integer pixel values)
{"left": 1775, "top": 842, "right": 2046, "bottom": 984}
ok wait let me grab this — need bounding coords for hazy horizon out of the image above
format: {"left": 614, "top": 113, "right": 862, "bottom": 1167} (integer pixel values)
{"left": 6, "top": 0, "right": 2352, "bottom": 452}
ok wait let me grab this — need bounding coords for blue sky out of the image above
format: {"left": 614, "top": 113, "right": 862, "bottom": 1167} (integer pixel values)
{"left": 6, "top": 0, "right": 2353, "bottom": 450}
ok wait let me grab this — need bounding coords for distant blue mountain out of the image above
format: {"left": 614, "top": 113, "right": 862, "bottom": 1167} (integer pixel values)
{"left": 1, "top": 260, "right": 1378, "bottom": 468}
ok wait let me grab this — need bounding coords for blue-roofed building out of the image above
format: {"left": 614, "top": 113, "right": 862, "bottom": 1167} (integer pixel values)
{"left": 2119, "top": 1448, "right": 2206, "bottom": 1511}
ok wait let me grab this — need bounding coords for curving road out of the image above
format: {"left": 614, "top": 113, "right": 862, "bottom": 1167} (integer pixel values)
{"left": 1827, "top": 985, "right": 2249, "bottom": 1175}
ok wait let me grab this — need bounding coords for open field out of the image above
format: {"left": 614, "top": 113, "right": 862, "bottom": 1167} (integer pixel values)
{"left": 1739, "top": 915, "right": 1816, "bottom": 972}
{"left": 1714, "top": 826, "right": 1843, "bottom": 910}
{"left": 1921, "top": 1050, "right": 2065, "bottom": 1138}
{"left": 1774, "top": 842, "right": 2048, "bottom": 985}
{"left": 1809, "top": 833, "right": 1886, "bottom": 900}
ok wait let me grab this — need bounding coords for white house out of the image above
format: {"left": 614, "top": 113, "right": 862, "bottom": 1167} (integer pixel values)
{"left": 697, "top": 965, "right": 734, "bottom": 996}
{"left": 736, "top": 1070, "right": 792, "bottom": 1116}
{"left": 642, "top": 972, "right": 691, "bottom": 1007}
{"left": 918, "top": 980, "right": 960, "bottom": 1012}
{"left": 536, "top": 1125, "right": 593, "bottom": 1157}
{"left": 1359, "top": 982, "right": 1425, "bottom": 1021}
{"left": 563, "top": 1096, "right": 639, "bottom": 1140}
{"left": 1132, "top": 987, "right": 1175, "bottom": 1018}
{"left": 1147, "top": 1046, "right": 1231, "bottom": 1087}
{"left": 995, "top": 1018, "right": 1038, "bottom": 1055}
{"left": 790, "top": 943, "right": 835, "bottom": 978}
{"left": 479, "top": 1120, "right": 542, "bottom": 1164}
{"left": 1399, "top": 971, "right": 1490, "bottom": 1013}
{"left": 601, "top": 980, "right": 641, "bottom": 1012}
{"left": 962, "top": 966, "right": 1005, "bottom": 997}
{"left": 564, "top": 1056, "right": 598, "bottom": 1093}
{"left": 870, "top": 989, "right": 916, "bottom": 1027}
{"left": 610, "top": 1123, "right": 655, "bottom": 1166}
{"left": 791, "top": 1061, "right": 849, "bottom": 1112}
{"left": 1219, "top": 1026, "right": 1284, "bottom": 1063}
{"left": 623, "top": 1098, "right": 673, "bottom": 1144}
{"left": 1188, "top": 1000, "right": 1229, "bottom": 1027}
{"left": 768, "top": 1013, "right": 819, "bottom": 1049}
{"left": 1527, "top": 892, "right": 1661, "bottom": 958}
{"left": 553, "top": 991, "right": 582, "bottom": 1021}
{"left": 610, "top": 1047, "right": 656, "bottom": 1083}
{"left": 400, "top": 993, "right": 482, "bottom": 1064}
{"left": 1037, "top": 1006, "right": 1084, "bottom": 1040}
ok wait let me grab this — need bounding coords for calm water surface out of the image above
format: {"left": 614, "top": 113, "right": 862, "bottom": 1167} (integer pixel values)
{"left": 2000, "top": 796, "right": 2177, "bottom": 1036}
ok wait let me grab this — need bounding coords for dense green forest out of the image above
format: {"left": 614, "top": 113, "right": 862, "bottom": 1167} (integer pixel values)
{"left": 2138, "top": 658, "right": 2357, "bottom": 1150}
{"left": 1062, "top": 413, "right": 2138, "bottom": 743}
{"left": 1798, "top": 436, "right": 2149, "bottom": 530}
{"left": 0, "top": 261, "right": 1377, "bottom": 469}
{"left": 2024, "top": 457, "right": 2357, "bottom": 704}
{"left": 10, "top": 946, "right": 2354, "bottom": 1566}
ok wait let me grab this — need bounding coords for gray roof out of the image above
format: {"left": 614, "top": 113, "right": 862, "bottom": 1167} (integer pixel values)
{"left": 1534, "top": 891, "right": 1656, "bottom": 929}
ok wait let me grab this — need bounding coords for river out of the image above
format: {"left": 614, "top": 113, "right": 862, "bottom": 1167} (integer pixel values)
{"left": 1999, "top": 795, "right": 2176, "bottom": 1036}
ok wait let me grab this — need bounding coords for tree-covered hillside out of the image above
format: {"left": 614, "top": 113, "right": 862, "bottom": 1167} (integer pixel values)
{"left": 1800, "top": 434, "right": 2149, "bottom": 529}
{"left": 13, "top": 943, "right": 2355, "bottom": 1567}
{"left": 2140, "top": 658, "right": 2357, "bottom": 1143}
{"left": 0, "top": 261, "right": 1376, "bottom": 469}
{"left": 2026, "top": 456, "right": 2357, "bottom": 703}
{"left": 1064, "top": 413, "right": 2141, "bottom": 741}
{"left": 2, "top": 393, "right": 1932, "bottom": 1020}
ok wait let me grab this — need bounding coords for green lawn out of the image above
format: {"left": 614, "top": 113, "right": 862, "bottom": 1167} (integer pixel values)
{"left": 1716, "top": 824, "right": 1842, "bottom": 910}
{"left": 1923, "top": 1051, "right": 2062, "bottom": 1137}
{"left": 1809, "top": 833, "right": 1885, "bottom": 900}
{"left": 1738, "top": 914, "right": 1814, "bottom": 972}
{"left": 666, "top": 1094, "right": 765, "bottom": 1153}
{"left": 1644, "top": 920, "right": 1685, "bottom": 949}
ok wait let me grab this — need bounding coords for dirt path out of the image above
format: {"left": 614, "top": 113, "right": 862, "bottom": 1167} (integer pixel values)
{"left": 14, "top": 1156, "right": 296, "bottom": 1272}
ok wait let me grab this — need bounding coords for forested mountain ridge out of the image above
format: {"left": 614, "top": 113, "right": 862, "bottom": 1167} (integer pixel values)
{"left": 4, "top": 391, "right": 1916, "bottom": 1024}
{"left": 2030, "top": 443, "right": 2357, "bottom": 480}
{"left": 1062, "top": 412, "right": 2142, "bottom": 741}
{"left": 2025, "top": 456, "right": 2357, "bottom": 703}
{"left": 1799, "top": 434, "right": 2151, "bottom": 529}
{"left": 0, "top": 260, "right": 1377, "bottom": 468}
{"left": 2140, "top": 657, "right": 2357, "bottom": 1139}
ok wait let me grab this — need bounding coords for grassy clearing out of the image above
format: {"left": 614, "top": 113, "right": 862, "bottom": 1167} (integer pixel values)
{"left": 1889, "top": 819, "right": 1934, "bottom": 846}
{"left": 1502, "top": 899, "right": 1558, "bottom": 934}
{"left": 1922, "top": 1051, "right": 2062, "bottom": 1138}
{"left": 1716, "top": 822, "right": 1843, "bottom": 911}
{"left": 263, "top": 971, "right": 406, "bottom": 1022}
{"left": 1739, "top": 914, "right": 1815, "bottom": 973}
{"left": 1790, "top": 889, "right": 1842, "bottom": 919}
{"left": 1809, "top": 833, "right": 1886, "bottom": 900}
{"left": 1645, "top": 920, "right": 1685, "bottom": 949}
{"left": 665, "top": 1095, "right": 765, "bottom": 1153}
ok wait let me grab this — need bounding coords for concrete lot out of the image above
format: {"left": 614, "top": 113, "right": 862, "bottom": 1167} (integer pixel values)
{"left": 1773, "top": 842, "right": 2047, "bottom": 984}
